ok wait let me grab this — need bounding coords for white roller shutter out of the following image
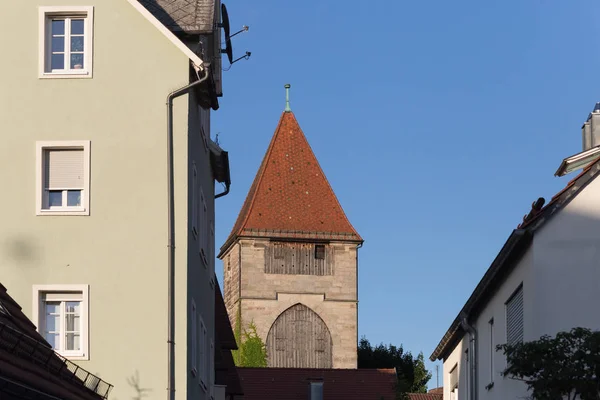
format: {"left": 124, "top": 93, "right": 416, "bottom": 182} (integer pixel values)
{"left": 506, "top": 285, "right": 524, "bottom": 346}
{"left": 44, "top": 149, "right": 84, "bottom": 189}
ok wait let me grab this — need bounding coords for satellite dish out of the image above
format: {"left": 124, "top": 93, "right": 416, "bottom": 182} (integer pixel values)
{"left": 220, "top": 3, "right": 233, "bottom": 65}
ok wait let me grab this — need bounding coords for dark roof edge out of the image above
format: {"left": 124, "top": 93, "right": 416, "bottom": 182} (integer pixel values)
{"left": 430, "top": 159, "right": 600, "bottom": 362}
{"left": 429, "top": 229, "right": 531, "bottom": 361}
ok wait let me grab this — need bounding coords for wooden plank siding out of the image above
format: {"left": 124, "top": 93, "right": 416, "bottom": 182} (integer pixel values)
{"left": 264, "top": 242, "right": 334, "bottom": 275}
{"left": 266, "top": 304, "right": 333, "bottom": 368}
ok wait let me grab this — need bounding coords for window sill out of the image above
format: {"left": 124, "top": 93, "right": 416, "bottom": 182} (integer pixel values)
{"left": 39, "top": 71, "right": 92, "bottom": 79}
{"left": 57, "top": 351, "right": 89, "bottom": 361}
{"left": 37, "top": 208, "right": 89, "bottom": 216}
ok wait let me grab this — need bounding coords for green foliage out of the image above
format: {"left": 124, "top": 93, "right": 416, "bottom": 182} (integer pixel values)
{"left": 239, "top": 322, "right": 268, "bottom": 367}
{"left": 358, "top": 336, "right": 432, "bottom": 398}
{"left": 497, "top": 327, "right": 600, "bottom": 400}
{"left": 232, "top": 307, "right": 267, "bottom": 368}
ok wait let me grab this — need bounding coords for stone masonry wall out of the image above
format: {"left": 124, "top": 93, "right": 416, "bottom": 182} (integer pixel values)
{"left": 221, "top": 238, "right": 359, "bottom": 368}
{"left": 223, "top": 242, "right": 240, "bottom": 330}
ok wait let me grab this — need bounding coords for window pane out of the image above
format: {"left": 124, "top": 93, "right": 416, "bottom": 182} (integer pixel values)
{"left": 71, "top": 36, "right": 84, "bottom": 52}
{"left": 45, "top": 314, "right": 59, "bottom": 332}
{"left": 71, "top": 19, "right": 85, "bottom": 35}
{"left": 67, "top": 190, "right": 81, "bottom": 207}
{"left": 48, "top": 191, "right": 62, "bottom": 207}
{"left": 52, "top": 37, "right": 64, "bottom": 52}
{"left": 71, "top": 53, "right": 84, "bottom": 70}
{"left": 51, "top": 54, "right": 64, "bottom": 70}
{"left": 65, "top": 314, "right": 80, "bottom": 332}
{"left": 51, "top": 19, "right": 65, "bottom": 35}
{"left": 66, "top": 333, "right": 80, "bottom": 350}
{"left": 45, "top": 333, "right": 59, "bottom": 349}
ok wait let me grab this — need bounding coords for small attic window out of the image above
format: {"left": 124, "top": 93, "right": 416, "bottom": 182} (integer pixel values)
{"left": 314, "top": 245, "right": 325, "bottom": 260}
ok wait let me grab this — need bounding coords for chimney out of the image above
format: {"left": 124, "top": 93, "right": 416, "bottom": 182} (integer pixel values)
{"left": 584, "top": 102, "right": 600, "bottom": 151}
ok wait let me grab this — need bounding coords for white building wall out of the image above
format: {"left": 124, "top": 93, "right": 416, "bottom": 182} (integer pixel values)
{"left": 442, "top": 247, "right": 533, "bottom": 400}
{"left": 532, "top": 175, "right": 600, "bottom": 338}
{"left": 441, "top": 173, "right": 600, "bottom": 400}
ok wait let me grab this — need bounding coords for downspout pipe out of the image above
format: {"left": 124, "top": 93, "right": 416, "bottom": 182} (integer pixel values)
{"left": 166, "top": 65, "right": 209, "bottom": 400}
{"left": 460, "top": 312, "right": 478, "bottom": 400}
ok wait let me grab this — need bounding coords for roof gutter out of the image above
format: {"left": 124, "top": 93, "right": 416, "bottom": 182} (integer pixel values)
{"left": 166, "top": 63, "right": 209, "bottom": 400}
{"left": 429, "top": 229, "right": 530, "bottom": 362}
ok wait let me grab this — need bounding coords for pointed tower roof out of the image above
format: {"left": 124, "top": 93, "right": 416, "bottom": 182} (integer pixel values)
{"left": 220, "top": 86, "right": 362, "bottom": 255}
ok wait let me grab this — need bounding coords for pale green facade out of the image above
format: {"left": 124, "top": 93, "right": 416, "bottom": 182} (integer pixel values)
{"left": 0, "top": 1, "right": 219, "bottom": 399}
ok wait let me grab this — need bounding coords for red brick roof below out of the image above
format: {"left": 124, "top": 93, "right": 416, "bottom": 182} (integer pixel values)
{"left": 408, "top": 393, "right": 443, "bottom": 400}
{"left": 221, "top": 112, "right": 361, "bottom": 254}
{"left": 428, "top": 387, "right": 443, "bottom": 394}
{"left": 237, "top": 367, "right": 396, "bottom": 400}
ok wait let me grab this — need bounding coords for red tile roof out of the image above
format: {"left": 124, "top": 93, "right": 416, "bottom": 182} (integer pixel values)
{"left": 220, "top": 111, "right": 362, "bottom": 255}
{"left": 237, "top": 367, "right": 396, "bottom": 400}
{"left": 428, "top": 387, "right": 443, "bottom": 394}
{"left": 408, "top": 393, "right": 443, "bottom": 400}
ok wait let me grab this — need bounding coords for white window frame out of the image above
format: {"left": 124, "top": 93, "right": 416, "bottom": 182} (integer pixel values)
{"left": 32, "top": 284, "right": 89, "bottom": 360}
{"left": 36, "top": 141, "right": 91, "bottom": 216}
{"left": 192, "top": 163, "right": 198, "bottom": 238}
{"left": 39, "top": 6, "right": 94, "bottom": 79}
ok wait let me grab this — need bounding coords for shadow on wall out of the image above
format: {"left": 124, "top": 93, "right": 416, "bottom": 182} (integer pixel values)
{"left": 110, "top": 371, "right": 152, "bottom": 400}
{"left": 4, "top": 236, "right": 40, "bottom": 267}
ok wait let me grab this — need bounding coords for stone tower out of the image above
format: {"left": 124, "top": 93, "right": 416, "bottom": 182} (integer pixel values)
{"left": 218, "top": 85, "right": 362, "bottom": 369}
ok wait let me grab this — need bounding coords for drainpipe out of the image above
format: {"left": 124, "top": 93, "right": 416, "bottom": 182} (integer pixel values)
{"left": 166, "top": 65, "right": 209, "bottom": 400}
{"left": 460, "top": 312, "right": 478, "bottom": 400}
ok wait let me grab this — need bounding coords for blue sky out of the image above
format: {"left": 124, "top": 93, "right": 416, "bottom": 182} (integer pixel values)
{"left": 213, "top": 0, "right": 600, "bottom": 387}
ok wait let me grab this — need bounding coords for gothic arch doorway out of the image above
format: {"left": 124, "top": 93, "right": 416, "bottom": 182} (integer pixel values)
{"left": 266, "top": 303, "right": 332, "bottom": 368}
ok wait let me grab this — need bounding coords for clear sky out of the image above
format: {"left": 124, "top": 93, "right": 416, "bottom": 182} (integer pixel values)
{"left": 212, "top": 0, "right": 600, "bottom": 388}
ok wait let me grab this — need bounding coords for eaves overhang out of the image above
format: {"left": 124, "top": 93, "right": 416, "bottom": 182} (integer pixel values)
{"left": 429, "top": 229, "right": 532, "bottom": 362}
{"left": 555, "top": 145, "right": 600, "bottom": 177}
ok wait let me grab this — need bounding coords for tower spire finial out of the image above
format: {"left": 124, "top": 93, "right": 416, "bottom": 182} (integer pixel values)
{"left": 284, "top": 84, "right": 291, "bottom": 112}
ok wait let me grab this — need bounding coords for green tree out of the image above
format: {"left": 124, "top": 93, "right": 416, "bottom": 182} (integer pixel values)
{"left": 497, "top": 327, "right": 600, "bottom": 400}
{"left": 358, "top": 337, "right": 432, "bottom": 399}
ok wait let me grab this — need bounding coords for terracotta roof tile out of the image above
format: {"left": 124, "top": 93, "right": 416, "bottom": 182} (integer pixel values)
{"left": 221, "top": 112, "right": 362, "bottom": 254}
{"left": 408, "top": 393, "right": 443, "bottom": 400}
{"left": 237, "top": 368, "right": 396, "bottom": 400}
